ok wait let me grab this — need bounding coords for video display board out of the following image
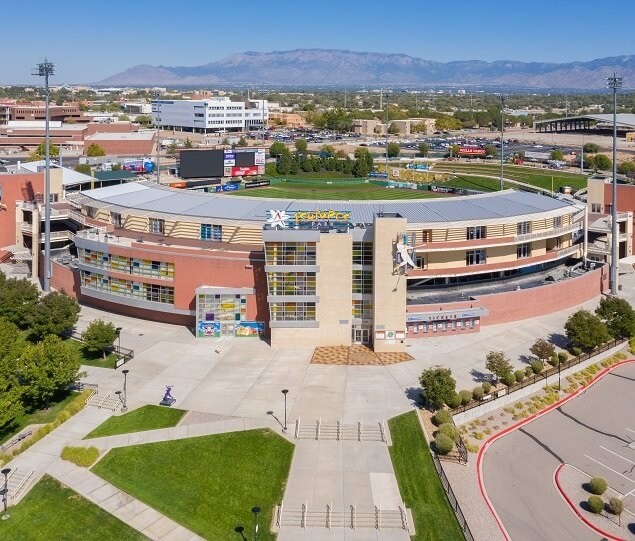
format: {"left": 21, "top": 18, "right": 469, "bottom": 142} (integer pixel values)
{"left": 180, "top": 148, "right": 266, "bottom": 179}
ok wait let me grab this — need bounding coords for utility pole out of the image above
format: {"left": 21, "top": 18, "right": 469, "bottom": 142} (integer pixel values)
{"left": 154, "top": 90, "right": 161, "bottom": 184}
{"left": 607, "top": 73, "right": 622, "bottom": 295}
{"left": 496, "top": 94, "right": 507, "bottom": 191}
{"left": 385, "top": 103, "right": 389, "bottom": 180}
{"left": 33, "top": 59, "right": 55, "bottom": 292}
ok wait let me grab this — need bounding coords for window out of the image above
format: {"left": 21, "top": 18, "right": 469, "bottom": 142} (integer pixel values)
{"left": 267, "top": 272, "right": 316, "bottom": 296}
{"left": 269, "top": 302, "right": 316, "bottom": 321}
{"left": 466, "top": 249, "right": 486, "bottom": 266}
{"left": 201, "top": 224, "right": 222, "bottom": 241}
{"left": 517, "top": 242, "right": 531, "bottom": 259}
{"left": 111, "top": 212, "right": 122, "bottom": 228}
{"left": 352, "top": 270, "right": 373, "bottom": 294}
{"left": 553, "top": 215, "right": 562, "bottom": 228}
{"left": 352, "top": 300, "right": 373, "bottom": 319}
{"left": 197, "top": 293, "right": 246, "bottom": 322}
{"left": 352, "top": 242, "right": 373, "bottom": 265}
{"left": 591, "top": 203, "right": 602, "bottom": 213}
{"left": 415, "top": 255, "right": 425, "bottom": 269}
{"left": 80, "top": 271, "right": 174, "bottom": 304}
{"left": 265, "top": 242, "right": 317, "bottom": 266}
{"left": 467, "top": 226, "right": 486, "bottom": 240}
{"left": 517, "top": 221, "right": 531, "bottom": 235}
{"left": 149, "top": 218, "right": 164, "bottom": 234}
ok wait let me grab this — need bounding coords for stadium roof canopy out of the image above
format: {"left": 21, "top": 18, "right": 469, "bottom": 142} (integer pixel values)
{"left": 534, "top": 113, "right": 635, "bottom": 132}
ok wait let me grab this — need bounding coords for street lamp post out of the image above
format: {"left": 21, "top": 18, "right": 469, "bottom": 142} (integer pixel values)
{"left": 154, "top": 90, "right": 161, "bottom": 184}
{"left": 607, "top": 73, "right": 622, "bottom": 295}
{"left": 122, "top": 369, "right": 129, "bottom": 413}
{"left": 33, "top": 60, "right": 55, "bottom": 292}
{"left": 496, "top": 94, "right": 507, "bottom": 191}
{"left": 1, "top": 467, "right": 11, "bottom": 520}
{"left": 281, "top": 389, "right": 289, "bottom": 432}
{"left": 251, "top": 506, "right": 261, "bottom": 541}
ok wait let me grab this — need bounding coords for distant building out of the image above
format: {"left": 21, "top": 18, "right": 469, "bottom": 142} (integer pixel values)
{"left": 83, "top": 132, "right": 156, "bottom": 156}
{"left": 153, "top": 98, "right": 268, "bottom": 133}
{"left": 268, "top": 112, "right": 305, "bottom": 128}
{"left": 5, "top": 102, "right": 87, "bottom": 124}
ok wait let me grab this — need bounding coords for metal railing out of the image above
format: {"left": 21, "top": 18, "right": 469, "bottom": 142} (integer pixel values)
{"left": 63, "top": 329, "right": 134, "bottom": 365}
{"left": 450, "top": 338, "right": 626, "bottom": 415}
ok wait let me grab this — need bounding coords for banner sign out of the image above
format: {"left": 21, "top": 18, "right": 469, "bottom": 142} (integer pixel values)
{"left": 369, "top": 172, "right": 388, "bottom": 178}
{"left": 266, "top": 209, "right": 352, "bottom": 229}
{"left": 223, "top": 151, "right": 236, "bottom": 167}
{"left": 254, "top": 149, "right": 266, "bottom": 165}
{"left": 245, "top": 180, "right": 271, "bottom": 189}
{"left": 214, "top": 183, "right": 240, "bottom": 192}
{"left": 458, "top": 147, "right": 486, "bottom": 156}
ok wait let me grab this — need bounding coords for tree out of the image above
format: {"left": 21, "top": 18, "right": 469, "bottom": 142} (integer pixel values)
{"left": 29, "top": 291, "right": 80, "bottom": 340}
{"left": 27, "top": 142, "right": 60, "bottom": 161}
{"left": 276, "top": 148, "right": 292, "bottom": 174}
{"left": 565, "top": 310, "right": 611, "bottom": 351}
{"left": 434, "top": 115, "right": 462, "bottom": 131}
{"left": 530, "top": 338, "right": 556, "bottom": 362}
{"left": 82, "top": 319, "right": 117, "bottom": 359}
{"left": 388, "top": 123, "right": 400, "bottom": 135}
{"left": 111, "top": 162, "right": 122, "bottom": 171}
{"left": 237, "top": 136, "right": 248, "bottom": 147}
{"left": 19, "top": 335, "right": 81, "bottom": 408}
{"left": 0, "top": 277, "right": 40, "bottom": 328}
{"left": 617, "top": 160, "right": 635, "bottom": 175}
{"left": 593, "top": 154, "right": 611, "bottom": 171}
{"left": 485, "top": 145, "right": 498, "bottom": 157}
{"left": 86, "top": 143, "right": 106, "bottom": 157}
{"left": 418, "top": 142, "right": 429, "bottom": 157}
{"left": 387, "top": 142, "right": 400, "bottom": 158}
{"left": 583, "top": 142, "right": 600, "bottom": 153}
{"left": 419, "top": 365, "right": 457, "bottom": 409}
{"left": 449, "top": 144, "right": 460, "bottom": 158}
{"left": 550, "top": 150, "right": 564, "bottom": 161}
{"left": 269, "top": 141, "right": 286, "bottom": 158}
{"left": 166, "top": 142, "right": 178, "bottom": 157}
{"left": 0, "top": 318, "right": 25, "bottom": 427}
{"left": 485, "top": 351, "right": 513, "bottom": 380}
{"left": 74, "top": 163, "right": 92, "bottom": 175}
{"left": 183, "top": 138, "right": 193, "bottom": 149}
{"left": 595, "top": 296, "right": 635, "bottom": 338}
{"left": 135, "top": 115, "right": 152, "bottom": 126}
{"left": 294, "top": 138, "right": 308, "bottom": 153}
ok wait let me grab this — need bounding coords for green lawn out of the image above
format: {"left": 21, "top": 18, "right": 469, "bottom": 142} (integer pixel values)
{"left": 84, "top": 405, "right": 186, "bottom": 439}
{"left": 388, "top": 411, "right": 464, "bottom": 541}
{"left": 432, "top": 162, "right": 588, "bottom": 191}
{"left": 228, "top": 181, "right": 445, "bottom": 200}
{"left": 92, "top": 429, "right": 294, "bottom": 540}
{"left": 65, "top": 338, "right": 118, "bottom": 369}
{"left": 0, "top": 474, "right": 146, "bottom": 540}
{"left": 0, "top": 390, "right": 77, "bottom": 446}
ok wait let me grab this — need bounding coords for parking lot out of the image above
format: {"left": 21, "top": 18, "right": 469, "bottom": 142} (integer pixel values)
{"left": 482, "top": 362, "right": 635, "bottom": 541}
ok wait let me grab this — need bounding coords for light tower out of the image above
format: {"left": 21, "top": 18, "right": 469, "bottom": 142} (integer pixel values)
{"left": 607, "top": 73, "right": 622, "bottom": 295}
{"left": 154, "top": 90, "right": 161, "bottom": 184}
{"left": 33, "top": 59, "right": 55, "bottom": 291}
{"left": 495, "top": 93, "right": 507, "bottom": 191}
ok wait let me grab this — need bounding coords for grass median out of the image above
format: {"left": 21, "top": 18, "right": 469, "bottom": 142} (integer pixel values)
{"left": 388, "top": 411, "right": 463, "bottom": 541}
{"left": 84, "top": 405, "right": 186, "bottom": 439}
{"left": 0, "top": 474, "right": 146, "bottom": 540}
{"left": 92, "top": 429, "right": 294, "bottom": 540}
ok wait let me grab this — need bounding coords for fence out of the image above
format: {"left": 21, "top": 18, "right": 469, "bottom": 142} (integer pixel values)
{"left": 450, "top": 338, "right": 626, "bottom": 415}
{"left": 63, "top": 330, "right": 135, "bottom": 366}
{"left": 430, "top": 452, "right": 475, "bottom": 541}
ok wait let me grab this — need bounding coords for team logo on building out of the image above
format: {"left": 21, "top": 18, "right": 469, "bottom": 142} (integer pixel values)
{"left": 267, "top": 210, "right": 291, "bottom": 229}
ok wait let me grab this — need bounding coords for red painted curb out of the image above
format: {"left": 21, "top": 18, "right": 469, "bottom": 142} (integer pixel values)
{"left": 554, "top": 463, "right": 626, "bottom": 541}
{"left": 476, "top": 358, "right": 635, "bottom": 541}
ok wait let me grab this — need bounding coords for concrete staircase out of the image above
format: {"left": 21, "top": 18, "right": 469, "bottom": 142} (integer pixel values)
{"left": 85, "top": 390, "right": 121, "bottom": 412}
{"left": 294, "top": 419, "right": 387, "bottom": 443}
{"left": 5, "top": 467, "right": 36, "bottom": 503}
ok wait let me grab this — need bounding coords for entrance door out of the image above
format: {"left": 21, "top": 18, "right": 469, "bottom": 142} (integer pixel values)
{"left": 352, "top": 327, "right": 370, "bottom": 345}
{"left": 221, "top": 323, "right": 235, "bottom": 336}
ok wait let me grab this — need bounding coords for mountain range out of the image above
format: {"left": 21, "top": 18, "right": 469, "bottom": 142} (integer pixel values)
{"left": 97, "top": 49, "right": 634, "bottom": 90}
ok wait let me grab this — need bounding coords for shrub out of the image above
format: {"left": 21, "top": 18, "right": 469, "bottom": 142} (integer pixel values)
{"left": 548, "top": 353, "right": 559, "bottom": 367}
{"left": 525, "top": 366, "right": 534, "bottom": 377}
{"left": 472, "top": 386, "right": 484, "bottom": 401}
{"left": 434, "top": 433, "right": 454, "bottom": 455}
{"left": 501, "top": 372, "right": 516, "bottom": 386}
{"left": 558, "top": 351, "right": 569, "bottom": 364}
{"left": 437, "top": 423, "right": 459, "bottom": 441}
{"left": 530, "top": 360, "right": 544, "bottom": 374}
{"left": 514, "top": 370, "right": 526, "bottom": 382}
{"left": 61, "top": 446, "right": 100, "bottom": 467}
{"left": 630, "top": 337, "right": 635, "bottom": 354}
{"left": 571, "top": 346, "right": 582, "bottom": 357}
{"left": 608, "top": 497, "right": 624, "bottom": 516}
{"left": 481, "top": 381, "right": 492, "bottom": 393}
{"left": 587, "top": 495, "right": 604, "bottom": 514}
{"left": 459, "top": 390, "right": 472, "bottom": 405}
{"left": 432, "top": 409, "right": 453, "bottom": 426}
{"left": 445, "top": 392, "right": 462, "bottom": 409}
{"left": 588, "top": 477, "right": 608, "bottom": 495}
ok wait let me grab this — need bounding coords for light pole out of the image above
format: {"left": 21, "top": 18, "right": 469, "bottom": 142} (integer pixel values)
{"left": 33, "top": 59, "right": 55, "bottom": 292}
{"left": 122, "top": 369, "right": 129, "bottom": 412}
{"left": 251, "top": 506, "right": 261, "bottom": 541}
{"left": 154, "top": 90, "right": 161, "bottom": 184}
{"left": 1, "top": 467, "right": 10, "bottom": 520}
{"left": 607, "top": 74, "right": 622, "bottom": 295}
{"left": 496, "top": 94, "right": 507, "bottom": 191}
{"left": 385, "top": 102, "right": 389, "bottom": 179}
{"left": 281, "top": 389, "right": 289, "bottom": 432}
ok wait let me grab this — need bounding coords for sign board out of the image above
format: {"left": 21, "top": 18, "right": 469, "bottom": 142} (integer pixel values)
{"left": 267, "top": 209, "right": 352, "bottom": 229}
{"left": 369, "top": 172, "right": 388, "bottom": 178}
{"left": 214, "top": 183, "right": 240, "bottom": 192}
{"left": 406, "top": 163, "right": 429, "bottom": 170}
{"left": 244, "top": 179, "right": 271, "bottom": 189}
{"left": 525, "top": 151, "right": 551, "bottom": 161}
{"left": 458, "top": 147, "right": 487, "bottom": 156}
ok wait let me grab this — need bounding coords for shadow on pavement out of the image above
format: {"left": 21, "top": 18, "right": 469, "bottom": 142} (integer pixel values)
{"left": 554, "top": 406, "right": 630, "bottom": 445}
{"left": 518, "top": 427, "right": 564, "bottom": 463}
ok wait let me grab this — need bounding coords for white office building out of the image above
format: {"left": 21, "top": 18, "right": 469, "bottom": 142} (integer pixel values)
{"left": 152, "top": 98, "right": 268, "bottom": 133}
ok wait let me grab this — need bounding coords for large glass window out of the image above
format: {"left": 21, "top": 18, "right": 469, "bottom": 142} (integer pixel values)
{"left": 80, "top": 271, "right": 174, "bottom": 304}
{"left": 197, "top": 293, "right": 246, "bottom": 322}
{"left": 467, "top": 226, "right": 486, "bottom": 240}
{"left": 352, "top": 270, "right": 373, "bottom": 294}
{"left": 517, "top": 221, "right": 531, "bottom": 235}
{"left": 267, "top": 272, "right": 316, "bottom": 296}
{"left": 466, "top": 249, "right": 486, "bottom": 266}
{"left": 352, "top": 242, "right": 373, "bottom": 265}
{"left": 149, "top": 218, "right": 165, "bottom": 234}
{"left": 269, "top": 302, "right": 316, "bottom": 321}
{"left": 265, "top": 242, "right": 317, "bottom": 266}
{"left": 517, "top": 243, "right": 531, "bottom": 259}
{"left": 78, "top": 248, "right": 174, "bottom": 279}
{"left": 201, "top": 224, "right": 222, "bottom": 241}
{"left": 352, "top": 300, "right": 373, "bottom": 319}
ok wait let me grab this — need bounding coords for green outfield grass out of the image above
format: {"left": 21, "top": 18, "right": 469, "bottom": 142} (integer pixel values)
{"left": 228, "top": 181, "right": 445, "bottom": 200}
{"left": 442, "top": 175, "right": 511, "bottom": 192}
{"left": 432, "top": 162, "right": 588, "bottom": 191}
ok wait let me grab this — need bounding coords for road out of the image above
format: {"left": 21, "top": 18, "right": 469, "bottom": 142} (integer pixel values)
{"left": 482, "top": 362, "right": 635, "bottom": 541}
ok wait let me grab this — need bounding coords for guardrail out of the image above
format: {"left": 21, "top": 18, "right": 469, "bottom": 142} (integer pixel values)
{"left": 63, "top": 330, "right": 134, "bottom": 367}
{"left": 450, "top": 338, "right": 626, "bottom": 416}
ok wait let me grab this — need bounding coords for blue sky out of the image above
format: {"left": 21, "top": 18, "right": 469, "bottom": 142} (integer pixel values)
{"left": 3, "top": 0, "right": 634, "bottom": 84}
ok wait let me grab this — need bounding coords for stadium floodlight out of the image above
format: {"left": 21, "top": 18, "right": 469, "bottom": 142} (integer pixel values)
{"left": 606, "top": 74, "right": 622, "bottom": 295}
{"left": 32, "top": 59, "right": 55, "bottom": 292}
{"left": 495, "top": 94, "right": 508, "bottom": 191}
